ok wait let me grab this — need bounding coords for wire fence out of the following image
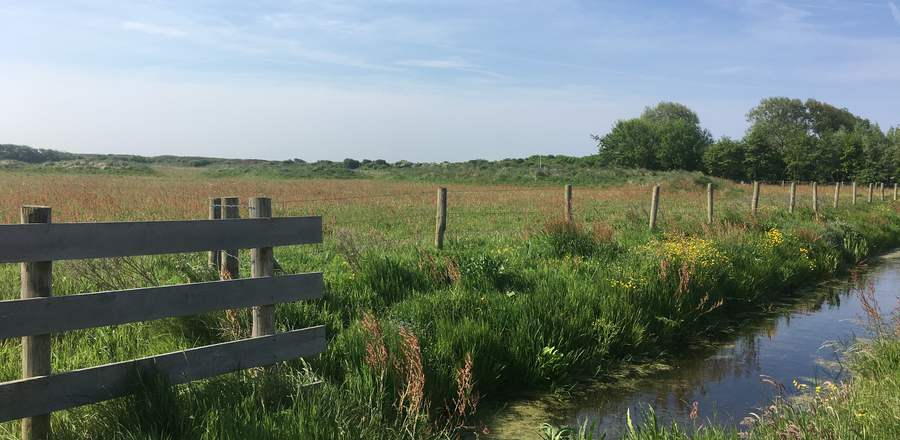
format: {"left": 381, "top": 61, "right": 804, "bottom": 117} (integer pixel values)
{"left": 203, "top": 180, "right": 900, "bottom": 264}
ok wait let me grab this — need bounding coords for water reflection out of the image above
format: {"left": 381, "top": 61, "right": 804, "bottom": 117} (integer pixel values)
{"left": 486, "top": 254, "right": 899, "bottom": 439}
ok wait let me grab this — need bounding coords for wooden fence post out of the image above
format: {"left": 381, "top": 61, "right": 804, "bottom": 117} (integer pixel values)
{"left": 649, "top": 185, "right": 660, "bottom": 230}
{"left": 789, "top": 182, "right": 796, "bottom": 214}
{"left": 751, "top": 181, "right": 760, "bottom": 215}
{"left": 812, "top": 182, "right": 818, "bottom": 213}
{"left": 707, "top": 183, "right": 714, "bottom": 224}
{"left": 868, "top": 183, "right": 874, "bottom": 204}
{"left": 880, "top": 182, "right": 885, "bottom": 201}
{"left": 435, "top": 187, "right": 447, "bottom": 250}
{"left": 208, "top": 197, "right": 222, "bottom": 269}
{"left": 565, "top": 185, "right": 573, "bottom": 221}
{"left": 852, "top": 182, "right": 857, "bottom": 205}
{"left": 895, "top": 183, "right": 898, "bottom": 201}
{"left": 833, "top": 182, "right": 840, "bottom": 209}
{"left": 250, "top": 198, "right": 276, "bottom": 373}
{"left": 21, "top": 206, "right": 52, "bottom": 440}
{"left": 221, "top": 197, "right": 240, "bottom": 280}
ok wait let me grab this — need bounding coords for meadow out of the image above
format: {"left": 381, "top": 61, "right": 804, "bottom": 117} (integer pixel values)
{"left": 1, "top": 170, "right": 899, "bottom": 439}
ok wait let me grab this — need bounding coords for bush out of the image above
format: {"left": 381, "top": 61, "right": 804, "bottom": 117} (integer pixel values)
{"left": 189, "top": 159, "right": 213, "bottom": 167}
{"left": 539, "top": 218, "right": 614, "bottom": 258}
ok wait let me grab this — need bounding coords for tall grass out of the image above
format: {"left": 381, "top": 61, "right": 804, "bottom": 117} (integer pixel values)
{"left": 1, "top": 172, "right": 900, "bottom": 438}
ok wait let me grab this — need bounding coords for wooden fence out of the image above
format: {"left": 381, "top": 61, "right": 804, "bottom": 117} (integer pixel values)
{"left": 431, "top": 181, "right": 898, "bottom": 244}
{"left": 0, "top": 197, "right": 324, "bottom": 440}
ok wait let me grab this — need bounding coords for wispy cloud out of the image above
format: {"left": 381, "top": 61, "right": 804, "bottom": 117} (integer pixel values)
{"left": 890, "top": 2, "right": 900, "bottom": 25}
{"left": 261, "top": 13, "right": 300, "bottom": 29}
{"left": 709, "top": 66, "right": 745, "bottom": 75}
{"left": 397, "top": 57, "right": 509, "bottom": 78}
{"left": 122, "top": 21, "right": 187, "bottom": 38}
{"left": 398, "top": 57, "right": 476, "bottom": 69}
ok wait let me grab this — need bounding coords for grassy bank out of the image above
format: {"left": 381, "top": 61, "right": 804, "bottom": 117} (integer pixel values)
{"left": 1, "top": 173, "right": 899, "bottom": 439}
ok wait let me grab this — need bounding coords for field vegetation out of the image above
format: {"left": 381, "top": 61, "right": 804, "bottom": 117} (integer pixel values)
{"left": 1, "top": 170, "right": 900, "bottom": 439}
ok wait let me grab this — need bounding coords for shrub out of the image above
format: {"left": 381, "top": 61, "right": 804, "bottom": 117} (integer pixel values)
{"left": 539, "top": 218, "right": 615, "bottom": 258}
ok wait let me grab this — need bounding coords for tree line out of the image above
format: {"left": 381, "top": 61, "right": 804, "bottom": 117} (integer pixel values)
{"left": 593, "top": 98, "right": 900, "bottom": 183}
{"left": 0, "top": 144, "right": 78, "bottom": 163}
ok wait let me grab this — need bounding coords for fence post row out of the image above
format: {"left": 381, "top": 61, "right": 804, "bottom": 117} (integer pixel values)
{"left": 250, "top": 198, "right": 276, "bottom": 343}
{"left": 208, "top": 197, "right": 222, "bottom": 268}
{"left": 812, "top": 182, "right": 818, "bottom": 213}
{"left": 435, "top": 187, "right": 447, "bottom": 250}
{"left": 868, "top": 183, "right": 874, "bottom": 204}
{"left": 649, "top": 185, "right": 660, "bottom": 230}
{"left": 789, "top": 182, "right": 796, "bottom": 214}
{"left": 751, "top": 181, "right": 760, "bottom": 215}
{"left": 834, "top": 182, "right": 840, "bottom": 209}
{"left": 0, "top": 200, "right": 324, "bottom": 437}
{"left": 20, "top": 206, "right": 52, "bottom": 440}
{"left": 221, "top": 196, "right": 240, "bottom": 280}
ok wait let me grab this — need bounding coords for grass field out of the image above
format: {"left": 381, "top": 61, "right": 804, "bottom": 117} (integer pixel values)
{"left": 1, "top": 171, "right": 899, "bottom": 439}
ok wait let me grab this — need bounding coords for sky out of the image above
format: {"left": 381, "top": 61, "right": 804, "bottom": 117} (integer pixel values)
{"left": 1, "top": 0, "right": 899, "bottom": 163}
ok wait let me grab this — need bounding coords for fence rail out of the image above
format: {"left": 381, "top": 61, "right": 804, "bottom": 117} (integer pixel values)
{"left": 0, "top": 274, "right": 323, "bottom": 340}
{"left": 0, "top": 326, "right": 325, "bottom": 423}
{"left": 0, "top": 216, "right": 321, "bottom": 263}
{"left": 0, "top": 198, "right": 324, "bottom": 440}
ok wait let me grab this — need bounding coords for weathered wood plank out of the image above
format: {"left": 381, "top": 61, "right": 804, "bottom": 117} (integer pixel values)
{"left": 0, "top": 326, "right": 326, "bottom": 423}
{"left": 0, "top": 273, "right": 324, "bottom": 340}
{"left": 20, "top": 205, "right": 52, "bottom": 440}
{"left": 0, "top": 216, "right": 322, "bottom": 264}
{"left": 250, "top": 198, "right": 276, "bottom": 341}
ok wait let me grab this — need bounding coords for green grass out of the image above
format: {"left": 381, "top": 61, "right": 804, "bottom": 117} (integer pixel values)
{"left": 2, "top": 176, "right": 900, "bottom": 439}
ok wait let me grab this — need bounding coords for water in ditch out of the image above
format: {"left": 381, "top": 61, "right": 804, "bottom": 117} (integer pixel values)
{"left": 482, "top": 250, "right": 900, "bottom": 439}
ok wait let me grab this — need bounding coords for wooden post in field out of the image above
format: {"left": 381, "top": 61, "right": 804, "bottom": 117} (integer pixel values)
{"left": 250, "top": 197, "right": 277, "bottom": 372}
{"left": 21, "top": 206, "right": 52, "bottom": 440}
{"left": 751, "top": 181, "right": 760, "bottom": 215}
{"left": 789, "top": 182, "right": 796, "bottom": 214}
{"left": 707, "top": 183, "right": 714, "bottom": 224}
{"left": 221, "top": 197, "right": 240, "bottom": 280}
{"left": 208, "top": 197, "right": 222, "bottom": 269}
{"left": 649, "top": 185, "right": 660, "bottom": 230}
{"left": 833, "top": 182, "right": 840, "bottom": 209}
{"left": 868, "top": 183, "right": 874, "bottom": 204}
{"left": 435, "top": 187, "right": 447, "bottom": 250}
{"left": 880, "top": 182, "right": 885, "bottom": 201}
{"left": 812, "top": 182, "right": 818, "bottom": 213}
{"left": 852, "top": 182, "right": 857, "bottom": 205}
{"left": 895, "top": 183, "right": 898, "bottom": 201}
{"left": 565, "top": 185, "right": 573, "bottom": 221}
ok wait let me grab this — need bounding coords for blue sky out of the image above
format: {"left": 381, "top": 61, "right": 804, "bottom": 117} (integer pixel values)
{"left": 1, "top": 0, "right": 898, "bottom": 162}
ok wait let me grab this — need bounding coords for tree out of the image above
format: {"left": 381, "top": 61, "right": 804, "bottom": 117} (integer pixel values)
{"left": 745, "top": 97, "right": 810, "bottom": 153}
{"left": 655, "top": 119, "right": 710, "bottom": 171}
{"left": 854, "top": 120, "right": 892, "bottom": 183}
{"left": 805, "top": 98, "right": 857, "bottom": 138}
{"left": 703, "top": 136, "right": 746, "bottom": 181}
{"left": 887, "top": 126, "right": 900, "bottom": 181}
{"left": 593, "top": 102, "right": 711, "bottom": 171}
{"left": 782, "top": 135, "right": 831, "bottom": 181}
{"left": 743, "top": 130, "right": 784, "bottom": 181}
{"left": 640, "top": 101, "right": 700, "bottom": 127}
{"left": 343, "top": 158, "right": 360, "bottom": 169}
{"left": 594, "top": 118, "right": 658, "bottom": 169}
